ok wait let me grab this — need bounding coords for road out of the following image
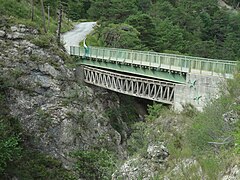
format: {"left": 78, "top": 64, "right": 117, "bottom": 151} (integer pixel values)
{"left": 62, "top": 22, "right": 96, "bottom": 52}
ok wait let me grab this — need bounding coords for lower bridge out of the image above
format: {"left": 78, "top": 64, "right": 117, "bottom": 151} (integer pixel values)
{"left": 84, "top": 66, "right": 175, "bottom": 104}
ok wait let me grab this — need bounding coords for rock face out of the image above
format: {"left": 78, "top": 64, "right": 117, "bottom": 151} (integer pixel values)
{"left": 112, "top": 143, "right": 169, "bottom": 179}
{"left": 165, "top": 158, "right": 205, "bottom": 180}
{"left": 223, "top": 110, "right": 239, "bottom": 124}
{"left": 0, "top": 24, "right": 128, "bottom": 168}
{"left": 222, "top": 165, "right": 240, "bottom": 180}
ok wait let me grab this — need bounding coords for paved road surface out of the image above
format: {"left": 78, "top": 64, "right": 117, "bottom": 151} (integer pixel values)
{"left": 62, "top": 22, "right": 96, "bottom": 52}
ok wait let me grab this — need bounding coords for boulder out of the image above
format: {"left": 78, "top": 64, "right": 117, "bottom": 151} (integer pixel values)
{"left": 0, "top": 30, "right": 6, "bottom": 37}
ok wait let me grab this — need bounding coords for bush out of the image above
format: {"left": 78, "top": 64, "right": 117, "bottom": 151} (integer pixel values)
{"left": 70, "top": 149, "right": 116, "bottom": 179}
{"left": 146, "top": 103, "right": 165, "bottom": 122}
{"left": 31, "top": 34, "right": 55, "bottom": 48}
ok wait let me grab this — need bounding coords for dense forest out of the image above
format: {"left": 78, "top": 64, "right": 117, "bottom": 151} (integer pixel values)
{"left": 1, "top": 0, "right": 240, "bottom": 60}
{"left": 0, "top": 0, "right": 240, "bottom": 179}
{"left": 84, "top": 0, "right": 240, "bottom": 61}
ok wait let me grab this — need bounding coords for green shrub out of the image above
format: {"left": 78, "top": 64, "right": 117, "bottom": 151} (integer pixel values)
{"left": 4, "top": 149, "right": 76, "bottom": 180}
{"left": 70, "top": 149, "right": 116, "bottom": 179}
{"left": 127, "top": 121, "right": 148, "bottom": 156}
{"left": 146, "top": 103, "right": 165, "bottom": 121}
{"left": 31, "top": 34, "right": 55, "bottom": 48}
{"left": 198, "top": 155, "right": 221, "bottom": 179}
{"left": 0, "top": 132, "right": 21, "bottom": 173}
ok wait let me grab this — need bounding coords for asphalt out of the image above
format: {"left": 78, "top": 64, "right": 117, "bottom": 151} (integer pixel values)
{"left": 62, "top": 22, "right": 96, "bottom": 52}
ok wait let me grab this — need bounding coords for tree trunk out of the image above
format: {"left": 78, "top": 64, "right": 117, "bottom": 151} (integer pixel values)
{"left": 31, "top": 0, "right": 34, "bottom": 21}
{"left": 40, "top": 0, "right": 47, "bottom": 33}
{"left": 47, "top": 6, "right": 50, "bottom": 31}
{"left": 57, "top": 3, "right": 63, "bottom": 45}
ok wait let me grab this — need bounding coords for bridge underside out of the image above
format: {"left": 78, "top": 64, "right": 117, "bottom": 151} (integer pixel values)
{"left": 83, "top": 66, "right": 175, "bottom": 104}
{"left": 76, "top": 57, "right": 186, "bottom": 84}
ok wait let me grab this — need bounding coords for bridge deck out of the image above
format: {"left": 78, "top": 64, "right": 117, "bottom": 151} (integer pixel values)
{"left": 70, "top": 46, "right": 236, "bottom": 77}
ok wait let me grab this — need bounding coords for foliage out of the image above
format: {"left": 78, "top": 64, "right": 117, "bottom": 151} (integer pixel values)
{"left": 127, "top": 121, "right": 148, "bottom": 156}
{"left": 31, "top": 34, "right": 55, "bottom": 48}
{"left": 0, "top": 119, "right": 21, "bottom": 174}
{"left": 155, "top": 19, "right": 186, "bottom": 52}
{"left": 126, "top": 13, "right": 156, "bottom": 49}
{"left": 70, "top": 149, "right": 116, "bottom": 179}
{"left": 187, "top": 70, "right": 240, "bottom": 154}
{"left": 198, "top": 155, "right": 221, "bottom": 179}
{"left": 0, "top": 0, "right": 73, "bottom": 34}
{"left": 146, "top": 103, "right": 165, "bottom": 122}
{"left": 88, "top": 0, "right": 138, "bottom": 23}
{"left": 101, "top": 23, "right": 142, "bottom": 49}
{"left": 85, "top": 0, "right": 240, "bottom": 61}
{"left": 3, "top": 149, "right": 76, "bottom": 180}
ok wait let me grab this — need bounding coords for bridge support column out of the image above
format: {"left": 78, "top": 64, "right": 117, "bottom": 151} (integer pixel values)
{"left": 174, "top": 73, "right": 223, "bottom": 111}
{"left": 75, "top": 65, "right": 85, "bottom": 84}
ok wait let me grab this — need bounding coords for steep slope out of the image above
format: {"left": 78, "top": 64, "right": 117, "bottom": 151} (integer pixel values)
{"left": 0, "top": 19, "right": 133, "bottom": 178}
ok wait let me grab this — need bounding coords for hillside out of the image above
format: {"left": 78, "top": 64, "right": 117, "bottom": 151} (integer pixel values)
{"left": 0, "top": 0, "right": 240, "bottom": 179}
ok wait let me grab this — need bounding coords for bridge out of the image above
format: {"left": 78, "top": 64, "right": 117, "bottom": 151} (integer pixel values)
{"left": 70, "top": 46, "right": 237, "bottom": 110}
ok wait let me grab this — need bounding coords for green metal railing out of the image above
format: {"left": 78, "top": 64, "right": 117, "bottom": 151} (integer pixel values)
{"left": 70, "top": 46, "right": 237, "bottom": 75}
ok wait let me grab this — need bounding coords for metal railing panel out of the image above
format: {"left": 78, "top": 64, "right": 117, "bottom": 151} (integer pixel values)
{"left": 70, "top": 46, "right": 237, "bottom": 75}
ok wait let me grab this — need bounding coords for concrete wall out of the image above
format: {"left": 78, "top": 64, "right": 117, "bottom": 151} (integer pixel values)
{"left": 174, "top": 73, "right": 225, "bottom": 111}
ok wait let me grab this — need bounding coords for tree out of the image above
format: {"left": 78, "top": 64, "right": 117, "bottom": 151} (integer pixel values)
{"left": 88, "top": 0, "right": 138, "bottom": 23}
{"left": 149, "top": 1, "right": 175, "bottom": 22}
{"left": 31, "top": 0, "right": 34, "bottom": 21}
{"left": 40, "top": 0, "right": 47, "bottom": 33}
{"left": 57, "top": 1, "right": 63, "bottom": 45}
{"left": 155, "top": 20, "right": 186, "bottom": 53}
{"left": 126, "top": 13, "right": 156, "bottom": 49}
{"left": 136, "top": 0, "right": 152, "bottom": 12}
{"left": 101, "top": 23, "right": 142, "bottom": 49}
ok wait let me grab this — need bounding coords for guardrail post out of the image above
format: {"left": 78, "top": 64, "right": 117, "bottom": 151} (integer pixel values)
{"left": 189, "top": 60, "right": 191, "bottom": 73}
{"left": 169, "top": 58, "right": 172, "bottom": 72}
{"left": 211, "top": 62, "right": 213, "bottom": 75}
{"left": 103, "top": 49, "right": 105, "bottom": 60}
{"left": 90, "top": 47, "right": 92, "bottom": 60}
{"left": 200, "top": 61, "right": 202, "bottom": 74}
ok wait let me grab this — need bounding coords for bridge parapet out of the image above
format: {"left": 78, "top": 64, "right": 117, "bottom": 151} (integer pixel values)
{"left": 70, "top": 46, "right": 237, "bottom": 76}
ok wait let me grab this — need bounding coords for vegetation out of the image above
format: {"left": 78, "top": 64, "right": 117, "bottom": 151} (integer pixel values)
{"left": 84, "top": 0, "right": 240, "bottom": 60}
{"left": 126, "top": 68, "right": 240, "bottom": 178}
{"left": 1, "top": 0, "right": 240, "bottom": 179}
{"left": 71, "top": 149, "right": 116, "bottom": 179}
{"left": 0, "top": 0, "right": 73, "bottom": 34}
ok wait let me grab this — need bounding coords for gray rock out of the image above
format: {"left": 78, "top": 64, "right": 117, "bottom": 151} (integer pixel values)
{"left": 20, "top": 27, "right": 27, "bottom": 33}
{"left": 32, "top": 29, "right": 39, "bottom": 34}
{"left": 39, "top": 63, "right": 59, "bottom": 78}
{"left": 19, "top": 24, "right": 26, "bottom": 28}
{"left": 167, "top": 158, "right": 205, "bottom": 179}
{"left": 147, "top": 143, "right": 169, "bottom": 163}
{"left": 113, "top": 143, "right": 168, "bottom": 179}
{"left": 0, "top": 30, "right": 6, "bottom": 37}
{"left": 7, "top": 32, "right": 24, "bottom": 40}
{"left": 11, "top": 26, "right": 19, "bottom": 32}
{"left": 222, "top": 165, "right": 240, "bottom": 180}
{"left": 223, "top": 110, "right": 239, "bottom": 124}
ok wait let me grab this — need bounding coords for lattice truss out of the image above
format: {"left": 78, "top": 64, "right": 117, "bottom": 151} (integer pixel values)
{"left": 84, "top": 66, "right": 175, "bottom": 104}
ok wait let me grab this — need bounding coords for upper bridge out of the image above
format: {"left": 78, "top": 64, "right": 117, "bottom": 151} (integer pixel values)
{"left": 70, "top": 46, "right": 237, "bottom": 110}
{"left": 70, "top": 46, "right": 236, "bottom": 80}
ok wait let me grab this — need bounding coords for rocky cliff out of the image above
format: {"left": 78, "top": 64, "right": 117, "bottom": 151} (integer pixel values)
{"left": 0, "top": 23, "right": 130, "bottom": 169}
